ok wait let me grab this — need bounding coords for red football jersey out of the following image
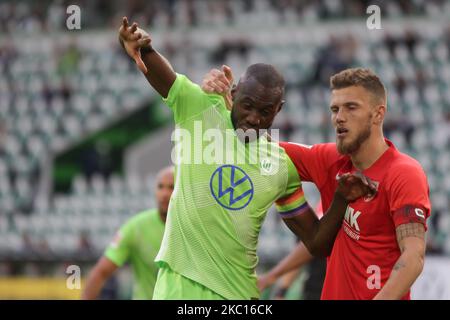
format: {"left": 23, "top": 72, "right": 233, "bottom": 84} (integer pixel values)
{"left": 280, "top": 139, "right": 431, "bottom": 300}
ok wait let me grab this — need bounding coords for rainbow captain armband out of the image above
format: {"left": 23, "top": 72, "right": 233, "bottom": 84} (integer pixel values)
{"left": 275, "top": 188, "right": 310, "bottom": 219}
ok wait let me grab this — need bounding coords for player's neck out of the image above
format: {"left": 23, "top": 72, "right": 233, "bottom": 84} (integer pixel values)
{"left": 350, "top": 134, "right": 389, "bottom": 171}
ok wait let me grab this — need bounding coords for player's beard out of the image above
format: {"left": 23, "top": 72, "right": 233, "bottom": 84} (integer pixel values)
{"left": 337, "top": 117, "right": 372, "bottom": 155}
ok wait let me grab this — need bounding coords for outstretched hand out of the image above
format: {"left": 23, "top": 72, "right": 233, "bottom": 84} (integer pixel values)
{"left": 336, "top": 171, "right": 377, "bottom": 202}
{"left": 118, "top": 16, "right": 152, "bottom": 73}
{"left": 201, "top": 65, "right": 234, "bottom": 110}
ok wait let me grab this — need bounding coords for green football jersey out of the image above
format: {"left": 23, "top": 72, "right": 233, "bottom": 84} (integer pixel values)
{"left": 105, "top": 209, "right": 165, "bottom": 299}
{"left": 155, "top": 74, "right": 304, "bottom": 299}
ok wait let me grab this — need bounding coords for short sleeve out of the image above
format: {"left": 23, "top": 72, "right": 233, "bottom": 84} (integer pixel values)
{"left": 387, "top": 164, "right": 431, "bottom": 230}
{"left": 162, "top": 73, "right": 225, "bottom": 124}
{"left": 275, "top": 157, "right": 309, "bottom": 218}
{"left": 104, "top": 221, "right": 133, "bottom": 267}
{"left": 283, "top": 154, "right": 302, "bottom": 193}
{"left": 279, "top": 142, "right": 337, "bottom": 189}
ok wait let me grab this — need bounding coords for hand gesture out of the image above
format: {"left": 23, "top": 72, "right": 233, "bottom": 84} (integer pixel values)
{"left": 336, "top": 171, "right": 377, "bottom": 202}
{"left": 201, "top": 65, "right": 234, "bottom": 110}
{"left": 118, "top": 16, "right": 152, "bottom": 73}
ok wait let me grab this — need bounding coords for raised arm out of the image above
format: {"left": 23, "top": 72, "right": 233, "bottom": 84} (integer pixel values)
{"left": 280, "top": 172, "right": 376, "bottom": 257}
{"left": 118, "top": 16, "right": 176, "bottom": 98}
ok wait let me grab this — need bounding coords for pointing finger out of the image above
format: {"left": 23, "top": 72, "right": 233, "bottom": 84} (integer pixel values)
{"left": 122, "top": 17, "right": 128, "bottom": 29}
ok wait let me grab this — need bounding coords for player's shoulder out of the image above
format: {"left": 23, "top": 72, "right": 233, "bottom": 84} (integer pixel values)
{"left": 174, "top": 73, "right": 225, "bottom": 103}
{"left": 280, "top": 141, "right": 337, "bottom": 152}
{"left": 390, "top": 149, "right": 426, "bottom": 172}
{"left": 279, "top": 141, "right": 341, "bottom": 160}
{"left": 124, "top": 209, "right": 157, "bottom": 227}
{"left": 314, "top": 142, "right": 340, "bottom": 155}
{"left": 386, "top": 149, "right": 428, "bottom": 185}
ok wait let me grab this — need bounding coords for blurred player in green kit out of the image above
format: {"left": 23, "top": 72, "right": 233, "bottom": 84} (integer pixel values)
{"left": 82, "top": 166, "right": 174, "bottom": 300}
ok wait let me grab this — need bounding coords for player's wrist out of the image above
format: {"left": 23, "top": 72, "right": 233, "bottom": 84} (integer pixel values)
{"left": 140, "top": 44, "right": 155, "bottom": 56}
{"left": 334, "top": 190, "right": 349, "bottom": 204}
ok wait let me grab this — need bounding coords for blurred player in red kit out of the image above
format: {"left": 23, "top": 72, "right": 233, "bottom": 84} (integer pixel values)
{"left": 203, "top": 67, "right": 431, "bottom": 300}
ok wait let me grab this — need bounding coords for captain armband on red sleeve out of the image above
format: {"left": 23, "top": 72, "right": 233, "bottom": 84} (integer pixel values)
{"left": 275, "top": 188, "right": 311, "bottom": 219}
{"left": 392, "top": 204, "right": 429, "bottom": 231}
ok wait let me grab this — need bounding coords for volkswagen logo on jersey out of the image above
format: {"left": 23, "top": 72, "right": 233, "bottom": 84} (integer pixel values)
{"left": 210, "top": 165, "right": 254, "bottom": 210}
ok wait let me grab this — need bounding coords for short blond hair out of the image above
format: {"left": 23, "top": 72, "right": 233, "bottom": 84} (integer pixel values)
{"left": 330, "top": 68, "right": 386, "bottom": 105}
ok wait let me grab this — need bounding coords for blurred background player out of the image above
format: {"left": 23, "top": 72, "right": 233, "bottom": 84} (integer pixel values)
{"left": 118, "top": 16, "right": 375, "bottom": 300}
{"left": 82, "top": 166, "right": 174, "bottom": 300}
{"left": 203, "top": 66, "right": 431, "bottom": 300}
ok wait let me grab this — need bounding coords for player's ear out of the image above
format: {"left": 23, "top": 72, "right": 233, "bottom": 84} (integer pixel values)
{"left": 374, "top": 104, "right": 386, "bottom": 125}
